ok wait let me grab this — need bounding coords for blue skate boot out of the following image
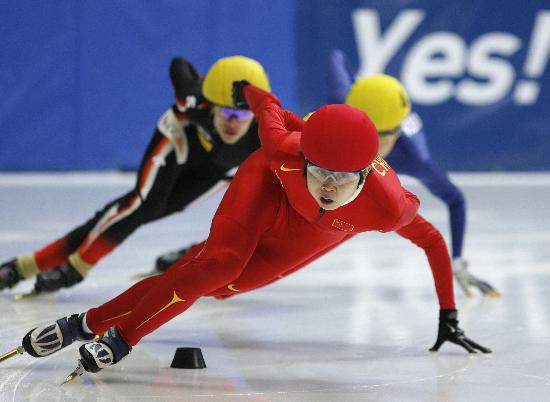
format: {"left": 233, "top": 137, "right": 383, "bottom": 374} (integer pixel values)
{"left": 63, "top": 327, "right": 131, "bottom": 382}
{"left": 78, "top": 327, "right": 131, "bottom": 373}
{"left": 22, "top": 313, "right": 96, "bottom": 357}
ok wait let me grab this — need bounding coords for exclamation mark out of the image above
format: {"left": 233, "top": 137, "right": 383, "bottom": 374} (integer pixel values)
{"left": 513, "top": 11, "right": 550, "bottom": 105}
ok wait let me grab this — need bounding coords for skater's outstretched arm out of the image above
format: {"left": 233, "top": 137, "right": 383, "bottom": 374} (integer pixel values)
{"left": 395, "top": 213, "right": 455, "bottom": 310}
{"left": 235, "top": 82, "right": 304, "bottom": 160}
{"left": 393, "top": 211, "right": 491, "bottom": 354}
{"left": 327, "top": 48, "right": 354, "bottom": 104}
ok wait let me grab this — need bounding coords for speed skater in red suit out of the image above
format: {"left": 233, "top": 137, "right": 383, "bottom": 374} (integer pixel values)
{"left": 16, "top": 82, "right": 491, "bottom": 377}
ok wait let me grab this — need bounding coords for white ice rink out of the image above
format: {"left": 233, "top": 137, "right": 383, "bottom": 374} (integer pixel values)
{"left": 0, "top": 172, "right": 549, "bottom": 402}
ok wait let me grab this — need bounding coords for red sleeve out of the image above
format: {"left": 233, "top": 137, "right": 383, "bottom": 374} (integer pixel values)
{"left": 395, "top": 214, "right": 456, "bottom": 310}
{"left": 243, "top": 85, "right": 304, "bottom": 160}
{"left": 387, "top": 189, "right": 421, "bottom": 232}
{"left": 283, "top": 109, "right": 305, "bottom": 132}
{"left": 370, "top": 169, "right": 421, "bottom": 233}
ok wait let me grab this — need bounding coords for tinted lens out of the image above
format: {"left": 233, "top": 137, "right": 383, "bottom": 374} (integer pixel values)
{"left": 219, "top": 107, "right": 253, "bottom": 121}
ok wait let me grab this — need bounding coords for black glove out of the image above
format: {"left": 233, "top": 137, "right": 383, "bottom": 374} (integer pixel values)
{"left": 34, "top": 262, "right": 84, "bottom": 293}
{"left": 169, "top": 57, "right": 203, "bottom": 102}
{"left": 232, "top": 80, "right": 250, "bottom": 109}
{"left": 430, "top": 309, "right": 491, "bottom": 354}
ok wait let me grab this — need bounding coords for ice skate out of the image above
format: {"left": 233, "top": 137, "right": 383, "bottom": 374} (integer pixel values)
{"left": 453, "top": 258, "right": 501, "bottom": 298}
{"left": 15, "top": 262, "right": 84, "bottom": 300}
{"left": 0, "top": 346, "right": 24, "bottom": 363}
{"left": 0, "top": 259, "right": 23, "bottom": 290}
{"left": 21, "top": 313, "right": 95, "bottom": 358}
{"left": 14, "top": 289, "right": 40, "bottom": 301}
{"left": 63, "top": 327, "right": 131, "bottom": 383}
{"left": 155, "top": 245, "right": 196, "bottom": 272}
{"left": 131, "top": 244, "right": 196, "bottom": 280}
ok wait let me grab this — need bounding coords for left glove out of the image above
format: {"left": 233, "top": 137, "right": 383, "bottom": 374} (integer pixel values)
{"left": 232, "top": 80, "right": 250, "bottom": 109}
{"left": 430, "top": 309, "right": 492, "bottom": 354}
{"left": 169, "top": 57, "right": 203, "bottom": 99}
{"left": 33, "top": 262, "right": 84, "bottom": 293}
{"left": 453, "top": 258, "right": 501, "bottom": 297}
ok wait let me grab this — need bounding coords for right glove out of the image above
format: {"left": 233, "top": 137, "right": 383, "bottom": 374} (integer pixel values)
{"left": 453, "top": 258, "right": 501, "bottom": 297}
{"left": 430, "top": 309, "right": 492, "bottom": 354}
{"left": 232, "top": 80, "right": 250, "bottom": 109}
{"left": 33, "top": 262, "right": 84, "bottom": 293}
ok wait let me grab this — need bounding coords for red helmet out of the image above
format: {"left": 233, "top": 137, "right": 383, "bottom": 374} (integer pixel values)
{"left": 301, "top": 104, "right": 379, "bottom": 172}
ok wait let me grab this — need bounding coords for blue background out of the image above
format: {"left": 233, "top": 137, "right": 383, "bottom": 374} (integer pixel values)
{"left": 1, "top": 0, "right": 548, "bottom": 171}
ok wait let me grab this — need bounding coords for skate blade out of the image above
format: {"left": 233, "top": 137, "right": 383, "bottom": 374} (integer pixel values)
{"left": 0, "top": 346, "right": 24, "bottom": 363}
{"left": 61, "top": 361, "right": 85, "bottom": 385}
{"left": 130, "top": 271, "right": 159, "bottom": 281}
{"left": 488, "top": 289, "right": 502, "bottom": 298}
{"left": 14, "top": 289, "right": 40, "bottom": 301}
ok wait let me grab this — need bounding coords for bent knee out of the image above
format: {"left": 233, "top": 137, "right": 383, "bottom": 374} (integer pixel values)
{"left": 446, "top": 186, "right": 466, "bottom": 208}
{"left": 170, "top": 250, "right": 247, "bottom": 287}
{"left": 425, "top": 229, "right": 448, "bottom": 250}
{"left": 205, "top": 251, "right": 247, "bottom": 283}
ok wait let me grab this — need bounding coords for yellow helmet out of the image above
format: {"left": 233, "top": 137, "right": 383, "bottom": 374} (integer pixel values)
{"left": 345, "top": 74, "right": 411, "bottom": 132}
{"left": 202, "top": 55, "right": 270, "bottom": 108}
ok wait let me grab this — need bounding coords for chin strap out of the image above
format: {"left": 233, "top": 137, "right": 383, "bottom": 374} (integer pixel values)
{"left": 341, "top": 181, "right": 365, "bottom": 206}
{"left": 341, "top": 170, "right": 370, "bottom": 206}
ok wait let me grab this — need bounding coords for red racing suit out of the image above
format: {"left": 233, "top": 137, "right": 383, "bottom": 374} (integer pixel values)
{"left": 86, "top": 85, "right": 455, "bottom": 346}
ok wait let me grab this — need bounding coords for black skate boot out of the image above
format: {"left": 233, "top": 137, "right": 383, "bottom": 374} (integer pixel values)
{"left": 132, "top": 243, "right": 198, "bottom": 281}
{"left": 22, "top": 313, "right": 95, "bottom": 357}
{"left": 34, "top": 262, "right": 84, "bottom": 293}
{"left": 155, "top": 243, "right": 197, "bottom": 273}
{"left": 0, "top": 259, "right": 23, "bottom": 290}
{"left": 78, "top": 327, "right": 131, "bottom": 373}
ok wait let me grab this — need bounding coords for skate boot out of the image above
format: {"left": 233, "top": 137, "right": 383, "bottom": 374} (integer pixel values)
{"left": 34, "top": 262, "right": 84, "bottom": 293}
{"left": 22, "top": 313, "right": 95, "bottom": 357}
{"left": 0, "top": 259, "right": 23, "bottom": 290}
{"left": 78, "top": 327, "right": 131, "bottom": 373}
{"left": 155, "top": 243, "right": 197, "bottom": 273}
